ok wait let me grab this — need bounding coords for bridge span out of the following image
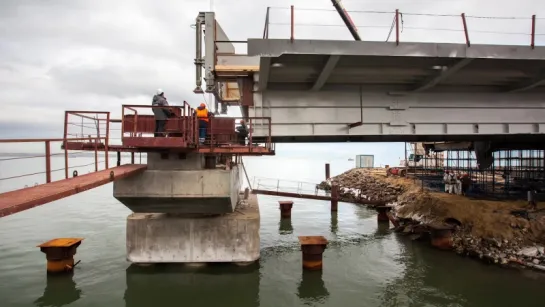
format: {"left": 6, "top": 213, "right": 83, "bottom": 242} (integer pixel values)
{"left": 197, "top": 11, "right": 545, "bottom": 144}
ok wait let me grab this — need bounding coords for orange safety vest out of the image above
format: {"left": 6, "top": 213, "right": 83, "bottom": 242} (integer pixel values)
{"left": 196, "top": 108, "right": 209, "bottom": 122}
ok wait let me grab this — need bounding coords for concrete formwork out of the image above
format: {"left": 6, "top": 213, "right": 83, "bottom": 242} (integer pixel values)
{"left": 126, "top": 194, "right": 260, "bottom": 264}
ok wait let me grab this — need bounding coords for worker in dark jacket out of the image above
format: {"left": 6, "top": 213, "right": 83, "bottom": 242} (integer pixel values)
{"left": 235, "top": 119, "right": 249, "bottom": 145}
{"left": 194, "top": 103, "right": 211, "bottom": 144}
{"left": 152, "top": 89, "right": 170, "bottom": 137}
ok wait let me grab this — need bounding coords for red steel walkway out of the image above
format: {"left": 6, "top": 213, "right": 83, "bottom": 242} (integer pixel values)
{"left": 0, "top": 164, "right": 146, "bottom": 218}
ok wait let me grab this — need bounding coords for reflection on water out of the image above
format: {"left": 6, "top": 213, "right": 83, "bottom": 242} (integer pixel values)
{"left": 124, "top": 264, "right": 260, "bottom": 307}
{"left": 297, "top": 270, "right": 330, "bottom": 305}
{"left": 34, "top": 273, "right": 82, "bottom": 307}
{"left": 330, "top": 212, "right": 338, "bottom": 235}
{"left": 374, "top": 222, "right": 391, "bottom": 237}
{"left": 279, "top": 218, "right": 294, "bottom": 234}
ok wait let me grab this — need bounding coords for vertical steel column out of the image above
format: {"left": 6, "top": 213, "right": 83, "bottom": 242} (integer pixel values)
{"left": 331, "top": 184, "right": 339, "bottom": 212}
{"left": 45, "top": 141, "right": 51, "bottom": 183}
{"left": 290, "top": 5, "right": 295, "bottom": 43}
{"left": 325, "top": 163, "right": 330, "bottom": 180}
{"left": 63, "top": 112, "right": 69, "bottom": 179}
{"left": 105, "top": 113, "right": 110, "bottom": 169}
{"left": 395, "top": 9, "right": 400, "bottom": 45}
{"left": 194, "top": 14, "right": 204, "bottom": 93}
{"left": 531, "top": 15, "right": 536, "bottom": 49}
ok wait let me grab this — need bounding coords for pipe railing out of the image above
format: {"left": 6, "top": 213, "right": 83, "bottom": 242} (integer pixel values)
{"left": 0, "top": 138, "right": 108, "bottom": 185}
{"left": 265, "top": 6, "right": 541, "bottom": 47}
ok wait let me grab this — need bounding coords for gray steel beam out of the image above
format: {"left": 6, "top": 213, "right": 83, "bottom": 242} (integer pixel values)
{"left": 311, "top": 55, "right": 340, "bottom": 91}
{"left": 412, "top": 59, "right": 473, "bottom": 92}
{"left": 248, "top": 39, "right": 545, "bottom": 60}
{"left": 258, "top": 57, "right": 271, "bottom": 91}
{"left": 248, "top": 90, "right": 545, "bottom": 139}
{"left": 508, "top": 72, "right": 545, "bottom": 93}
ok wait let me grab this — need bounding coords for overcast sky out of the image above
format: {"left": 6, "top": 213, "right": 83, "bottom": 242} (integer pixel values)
{"left": 0, "top": 0, "right": 543, "bottom": 162}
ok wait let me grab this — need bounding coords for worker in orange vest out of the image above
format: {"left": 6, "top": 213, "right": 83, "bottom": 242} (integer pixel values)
{"left": 194, "top": 103, "right": 211, "bottom": 144}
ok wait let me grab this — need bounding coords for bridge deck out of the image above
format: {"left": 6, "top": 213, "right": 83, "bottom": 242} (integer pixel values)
{"left": 0, "top": 164, "right": 147, "bottom": 218}
{"left": 248, "top": 39, "right": 545, "bottom": 93}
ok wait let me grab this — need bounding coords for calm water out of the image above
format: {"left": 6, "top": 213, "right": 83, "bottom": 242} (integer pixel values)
{"left": 1, "top": 155, "right": 544, "bottom": 307}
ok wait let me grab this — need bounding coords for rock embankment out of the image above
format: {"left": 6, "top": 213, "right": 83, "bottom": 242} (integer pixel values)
{"left": 318, "top": 167, "right": 545, "bottom": 272}
{"left": 317, "top": 168, "right": 406, "bottom": 203}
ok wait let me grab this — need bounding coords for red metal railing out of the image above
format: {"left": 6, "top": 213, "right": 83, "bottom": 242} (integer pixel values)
{"left": 0, "top": 137, "right": 108, "bottom": 189}
{"left": 120, "top": 104, "right": 273, "bottom": 152}
{"left": 64, "top": 111, "right": 111, "bottom": 177}
{"left": 264, "top": 6, "right": 541, "bottom": 47}
{"left": 122, "top": 102, "right": 196, "bottom": 138}
{"left": 206, "top": 116, "right": 273, "bottom": 152}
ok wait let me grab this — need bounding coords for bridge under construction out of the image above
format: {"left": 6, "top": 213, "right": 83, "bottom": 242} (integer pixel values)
{"left": 1, "top": 4, "right": 544, "bottom": 268}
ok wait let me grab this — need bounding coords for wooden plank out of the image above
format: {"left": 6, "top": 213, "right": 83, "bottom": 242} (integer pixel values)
{"left": 0, "top": 164, "right": 147, "bottom": 218}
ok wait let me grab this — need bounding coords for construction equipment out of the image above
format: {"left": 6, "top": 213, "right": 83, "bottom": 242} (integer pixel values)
{"left": 330, "top": 0, "right": 361, "bottom": 41}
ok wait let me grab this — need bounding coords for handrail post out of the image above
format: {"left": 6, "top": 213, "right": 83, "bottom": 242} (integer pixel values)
{"left": 290, "top": 5, "right": 294, "bottom": 42}
{"left": 461, "top": 13, "right": 470, "bottom": 47}
{"left": 263, "top": 7, "right": 270, "bottom": 39}
{"left": 63, "top": 111, "right": 69, "bottom": 179}
{"left": 94, "top": 136, "right": 98, "bottom": 172}
{"left": 395, "top": 9, "right": 400, "bottom": 45}
{"left": 45, "top": 141, "right": 51, "bottom": 183}
{"left": 105, "top": 112, "right": 110, "bottom": 169}
{"left": 121, "top": 106, "right": 125, "bottom": 138}
{"left": 249, "top": 118, "right": 253, "bottom": 152}
{"left": 531, "top": 14, "right": 536, "bottom": 49}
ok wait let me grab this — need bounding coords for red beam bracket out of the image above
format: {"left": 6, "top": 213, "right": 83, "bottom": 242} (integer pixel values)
{"left": 531, "top": 14, "right": 536, "bottom": 49}
{"left": 461, "top": 13, "right": 470, "bottom": 47}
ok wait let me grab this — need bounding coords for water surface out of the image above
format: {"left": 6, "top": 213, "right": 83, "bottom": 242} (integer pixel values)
{"left": 0, "top": 155, "right": 544, "bottom": 307}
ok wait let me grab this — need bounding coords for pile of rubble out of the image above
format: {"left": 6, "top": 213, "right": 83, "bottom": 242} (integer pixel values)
{"left": 320, "top": 167, "right": 545, "bottom": 272}
{"left": 317, "top": 168, "right": 406, "bottom": 203}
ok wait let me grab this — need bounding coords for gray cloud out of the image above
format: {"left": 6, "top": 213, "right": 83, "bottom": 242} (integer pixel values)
{"left": 0, "top": 0, "right": 543, "bottom": 142}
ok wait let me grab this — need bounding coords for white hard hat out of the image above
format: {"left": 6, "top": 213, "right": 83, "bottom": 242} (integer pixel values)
{"left": 156, "top": 88, "right": 164, "bottom": 95}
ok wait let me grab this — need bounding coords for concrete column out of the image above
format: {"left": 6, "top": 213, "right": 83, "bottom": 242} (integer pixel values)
{"left": 330, "top": 184, "right": 338, "bottom": 212}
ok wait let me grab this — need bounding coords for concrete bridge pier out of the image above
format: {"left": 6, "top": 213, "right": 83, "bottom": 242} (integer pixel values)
{"left": 113, "top": 153, "right": 260, "bottom": 264}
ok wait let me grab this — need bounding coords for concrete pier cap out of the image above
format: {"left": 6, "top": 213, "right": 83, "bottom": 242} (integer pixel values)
{"left": 114, "top": 152, "right": 243, "bottom": 214}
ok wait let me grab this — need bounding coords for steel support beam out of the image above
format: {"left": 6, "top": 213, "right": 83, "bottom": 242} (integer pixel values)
{"left": 249, "top": 90, "right": 545, "bottom": 141}
{"left": 508, "top": 71, "right": 545, "bottom": 93}
{"left": 311, "top": 55, "right": 340, "bottom": 91}
{"left": 258, "top": 57, "right": 271, "bottom": 91}
{"left": 248, "top": 39, "right": 545, "bottom": 60}
{"left": 412, "top": 59, "right": 473, "bottom": 92}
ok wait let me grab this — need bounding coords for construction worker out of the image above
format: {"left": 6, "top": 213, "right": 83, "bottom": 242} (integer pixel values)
{"left": 195, "top": 103, "right": 211, "bottom": 144}
{"left": 235, "top": 119, "right": 249, "bottom": 145}
{"left": 443, "top": 170, "right": 451, "bottom": 193}
{"left": 152, "top": 89, "right": 170, "bottom": 137}
{"left": 460, "top": 173, "right": 471, "bottom": 196}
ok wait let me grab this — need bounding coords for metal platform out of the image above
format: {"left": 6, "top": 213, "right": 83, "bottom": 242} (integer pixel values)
{"left": 61, "top": 105, "right": 275, "bottom": 155}
{"left": 0, "top": 164, "right": 147, "bottom": 218}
